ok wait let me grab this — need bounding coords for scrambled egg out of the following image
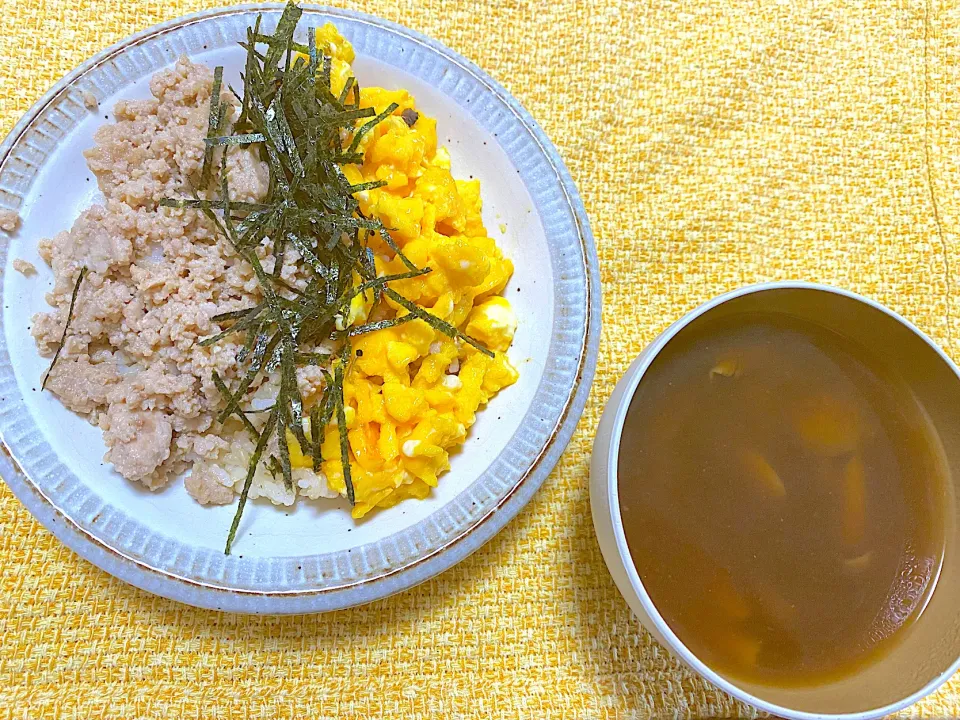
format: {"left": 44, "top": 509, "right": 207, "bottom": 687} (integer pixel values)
{"left": 290, "top": 26, "right": 519, "bottom": 518}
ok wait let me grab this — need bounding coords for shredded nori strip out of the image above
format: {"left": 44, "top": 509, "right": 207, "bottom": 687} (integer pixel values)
{"left": 338, "top": 76, "right": 356, "bottom": 106}
{"left": 275, "top": 407, "right": 294, "bottom": 490}
{"left": 347, "top": 102, "right": 399, "bottom": 155}
{"left": 224, "top": 407, "right": 278, "bottom": 555}
{"left": 212, "top": 304, "right": 264, "bottom": 323}
{"left": 212, "top": 371, "right": 259, "bottom": 439}
{"left": 294, "top": 351, "right": 331, "bottom": 364}
{"left": 200, "top": 66, "right": 225, "bottom": 189}
{"left": 262, "top": 3, "right": 302, "bottom": 73}
{"left": 334, "top": 343, "right": 355, "bottom": 504}
{"left": 198, "top": 306, "right": 265, "bottom": 346}
{"left": 41, "top": 267, "right": 87, "bottom": 390}
{"left": 384, "top": 288, "right": 494, "bottom": 357}
{"left": 307, "top": 26, "right": 318, "bottom": 79}
{"left": 346, "top": 315, "right": 415, "bottom": 337}
{"left": 307, "top": 400, "right": 320, "bottom": 465}
{"left": 160, "top": 198, "right": 270, "bottom": 213}
{"left": 348, "top": 179, "right": 387, "bottom": 194}
{"left": 267, "top": 455, "right": 283, "bottom": 479}
{"left": 205, "top": 133, "right": 266, "bottom": 146}
{"left": 161, "top": 1, "right": 492, "bottom": 553}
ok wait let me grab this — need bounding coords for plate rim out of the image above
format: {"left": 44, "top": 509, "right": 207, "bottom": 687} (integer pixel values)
{"left": 0, "top": 2, "right": 601, "bottom": 613}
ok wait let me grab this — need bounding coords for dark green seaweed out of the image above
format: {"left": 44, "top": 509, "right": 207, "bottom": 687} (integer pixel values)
{"left": 160, "top": 1, "right": 490, "bottom": 553}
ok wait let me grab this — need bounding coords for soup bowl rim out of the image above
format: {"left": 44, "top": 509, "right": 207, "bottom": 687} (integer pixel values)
{"left": 590, "top": 280, "right": 960, "bottom": 720}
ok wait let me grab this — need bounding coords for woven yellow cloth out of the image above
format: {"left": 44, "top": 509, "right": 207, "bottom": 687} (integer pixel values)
{"left": 2, "top": 0, "right": 960, "bottom": 717}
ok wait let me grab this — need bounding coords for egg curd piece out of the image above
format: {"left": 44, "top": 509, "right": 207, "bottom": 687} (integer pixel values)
{"left": 289, "top": 24, "right": 519, "bottom": 518}
{"left": 298, "top": 23, "right": 356, "bottom": 97}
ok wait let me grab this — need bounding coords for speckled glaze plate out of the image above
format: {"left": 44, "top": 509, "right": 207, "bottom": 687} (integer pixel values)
{"left": 0, "top": 4, "right": 599, "bottom": 613}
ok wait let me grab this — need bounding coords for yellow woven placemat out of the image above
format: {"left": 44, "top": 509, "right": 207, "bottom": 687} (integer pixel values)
{"left": 2, "top": 0, "right": 959, "bottom": 717}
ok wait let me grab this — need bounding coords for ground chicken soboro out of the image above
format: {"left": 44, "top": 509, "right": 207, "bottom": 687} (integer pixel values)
{"left": 31, "top": 57, "right": 323, "bottom": 500}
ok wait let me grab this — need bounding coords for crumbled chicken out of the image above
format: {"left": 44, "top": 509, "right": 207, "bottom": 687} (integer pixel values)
{"left": 101, "top": 407, "right": 174, "bottom": 489}
{"left": 185, "top": 466, "right": 235, "bottom": 505}
{"left": 44, "top": 355, "right": 120, "bottom": 414}
{"left": 12, "top": 258, "right": 36, "bottom": 275}
{"left": 0, "top": 209, "right": 20, "bottom": 232}
{"left": 31, "top": 57, "right": 271, "bottom": 490}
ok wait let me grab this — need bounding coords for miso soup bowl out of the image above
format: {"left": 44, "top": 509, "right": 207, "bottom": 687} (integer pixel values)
{"left": 590, "top": 281, "right": 960, "bottom": 719}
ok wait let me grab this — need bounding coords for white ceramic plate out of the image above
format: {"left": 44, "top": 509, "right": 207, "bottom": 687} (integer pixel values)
{"left": 0, "top": 4, "right": 599, "bottom": 613}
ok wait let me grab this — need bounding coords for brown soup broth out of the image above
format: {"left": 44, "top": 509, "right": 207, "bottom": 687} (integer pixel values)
{"left": 618, "top": 311, "right": 947, "bottom": 686}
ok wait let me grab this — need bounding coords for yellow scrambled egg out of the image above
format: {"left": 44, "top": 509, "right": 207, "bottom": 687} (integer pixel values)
{"left": 289, "top": 25, "right": 519, "bottom": 518}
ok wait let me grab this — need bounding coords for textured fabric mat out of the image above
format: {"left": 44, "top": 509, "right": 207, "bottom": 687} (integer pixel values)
{"left": 2, "top": 0, "right": 960, "bottom": 717}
